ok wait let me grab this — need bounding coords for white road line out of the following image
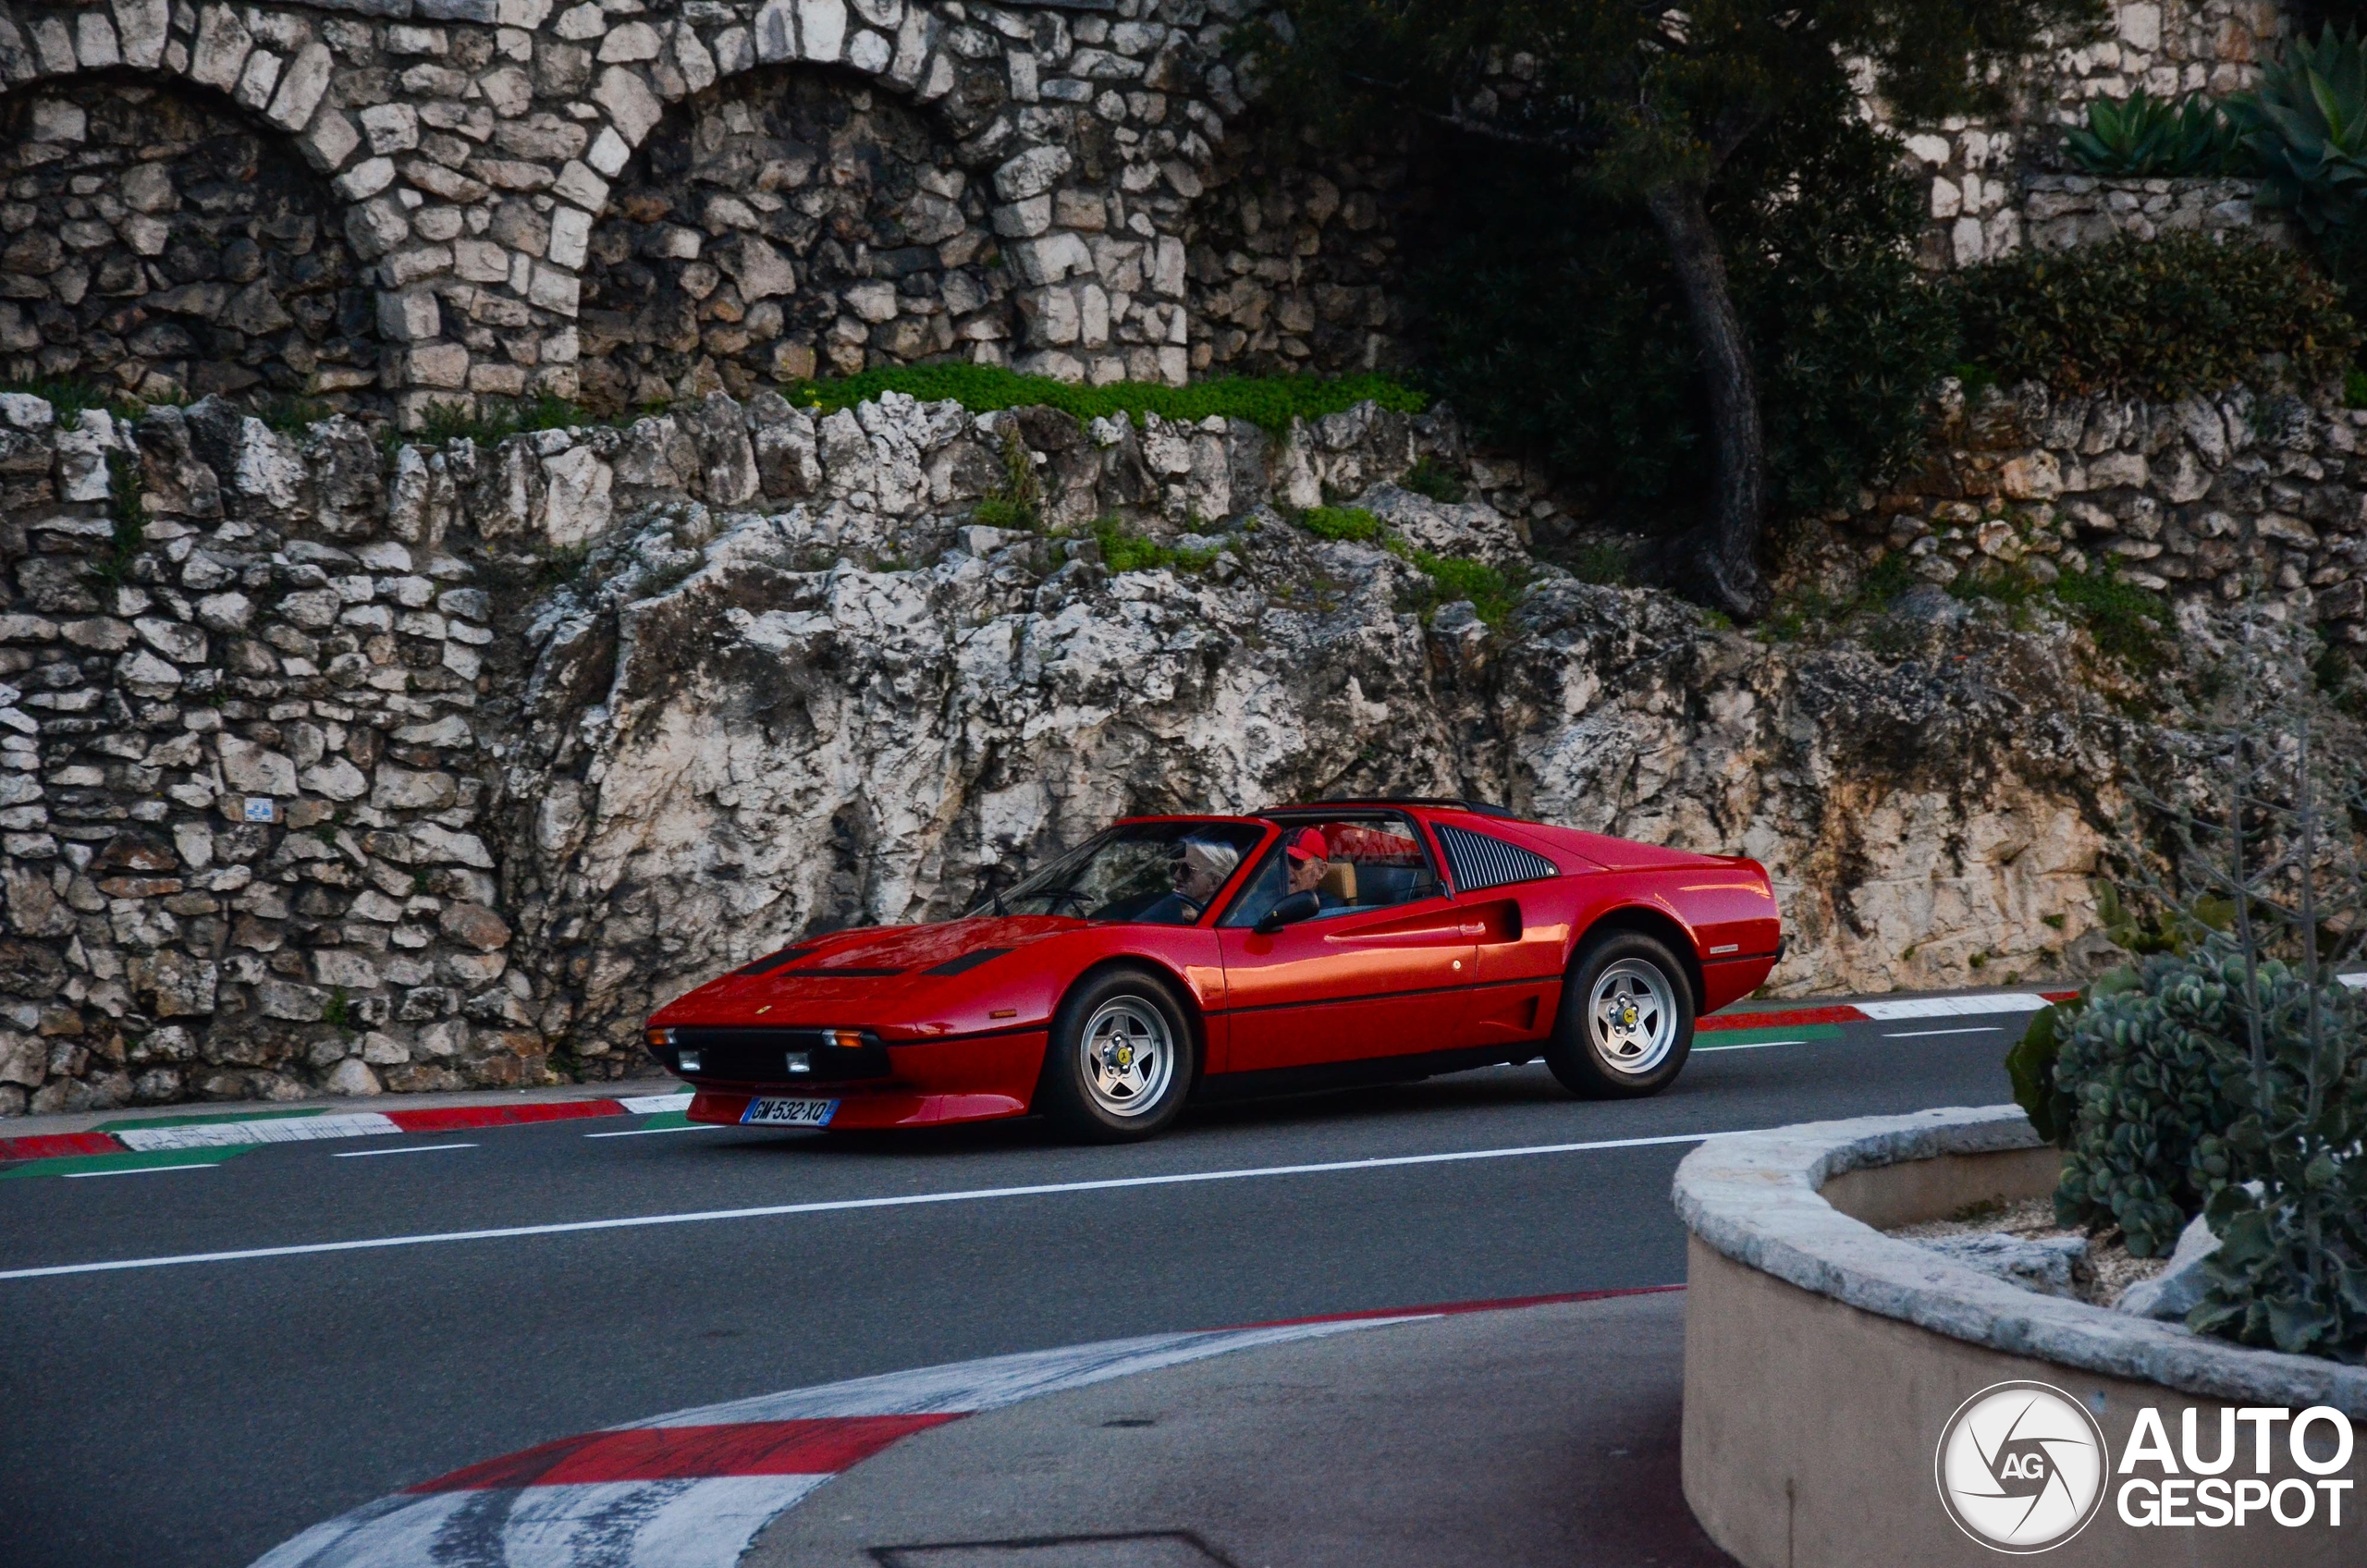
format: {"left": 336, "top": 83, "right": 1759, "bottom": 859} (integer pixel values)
{"left": 583, "top": 1123, "right": 727, "bottom": 1138}
{"left": 1882, "top": 1026, "right": 2004, "bottom": 1039}
{"left": 331, "top": 1144, "right": 478, "bottom": 1158}
{"left": 0, "top": 1128, "right": 1760, "bottom": 1283}
{"left": 62, "top": 1163, "right": 217, "bottom": 1179}
{"left": 1855, "top": 993, "right": 2053, "bottom": 1020}
{"left": 1694, "top": 1039, "right": 1806, "bottom": 1053}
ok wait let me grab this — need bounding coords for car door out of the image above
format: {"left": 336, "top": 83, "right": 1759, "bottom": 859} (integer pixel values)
{"left": 1429, "top": 816, "right": 1576, "bottom": 1049}
{"left": 1216, "top": 815, "right": 1477, "bottom": 1072}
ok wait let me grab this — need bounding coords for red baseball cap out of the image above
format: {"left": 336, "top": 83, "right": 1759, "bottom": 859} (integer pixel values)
{"left": 1284, "top": 827, "right": 1328, "bottom": 863}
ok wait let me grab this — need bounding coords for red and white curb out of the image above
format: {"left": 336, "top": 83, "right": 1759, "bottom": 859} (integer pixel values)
{"left": 247, "top": 1316, "right": 1439, "bottom": 1568}
{"left": 1696, "top": 990, "right": 2067, "bottom": 1035}
{"left": 0, "top": 1093, "right": 693, "bottom": 1164}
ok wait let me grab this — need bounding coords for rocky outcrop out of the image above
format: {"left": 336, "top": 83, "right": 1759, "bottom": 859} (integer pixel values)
{"left": 18, "top": 377, "right": 2356, "bottom": 1113}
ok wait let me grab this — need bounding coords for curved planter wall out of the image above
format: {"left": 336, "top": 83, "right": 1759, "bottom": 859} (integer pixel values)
{"left": 1674, "top": 1107, "right": 2366, "bottom": 1567}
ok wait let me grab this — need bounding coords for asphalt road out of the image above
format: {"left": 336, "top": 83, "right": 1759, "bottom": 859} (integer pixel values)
{"left": 0, "top": 1008, "right": 2032, "bottom": 1568}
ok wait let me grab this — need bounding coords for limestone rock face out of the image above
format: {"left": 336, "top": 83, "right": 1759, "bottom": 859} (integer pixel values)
{"left": 495, "top": 398, "right": 2129, "bottom": 1059}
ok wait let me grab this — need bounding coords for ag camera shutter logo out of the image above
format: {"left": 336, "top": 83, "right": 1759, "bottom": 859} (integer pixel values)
{"left": 1935, "top": 1380, "right": 2111, "bottom": 1552}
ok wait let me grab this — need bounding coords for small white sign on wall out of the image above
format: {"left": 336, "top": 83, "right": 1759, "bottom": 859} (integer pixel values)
{"left": 242, "top": 797, "right": 279, "bottom": 824}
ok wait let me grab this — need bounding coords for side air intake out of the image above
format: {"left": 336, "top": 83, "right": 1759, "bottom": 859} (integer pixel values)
{"left": 1434, "top": 823, "right": 1561, "bottom": 893}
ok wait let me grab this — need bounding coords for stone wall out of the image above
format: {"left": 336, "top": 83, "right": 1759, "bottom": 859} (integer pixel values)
{"left": 1888, "top": 0, "right": 2289, "bottom": 268}
{"left": 0, "top": 0, "right": 1246, "bottom": 423}
{"left": 0, "top": 76, "right": 374, "bottom": 403}
{"left": 1801, "top": 378, "right": 2367, "bottom": 638}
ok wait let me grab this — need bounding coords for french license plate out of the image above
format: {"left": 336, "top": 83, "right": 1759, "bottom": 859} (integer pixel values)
{"left": 741, "top": 1096, "right": 839, "bottom": 1127}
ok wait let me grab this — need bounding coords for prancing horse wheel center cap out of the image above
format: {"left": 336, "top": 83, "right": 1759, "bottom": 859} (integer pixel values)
{"left": 1114, "top": 1043, "right": 1134, "bottom": 1070}
{"left": 1618, "top": 1003, "right": 1637, "bottom": 1028}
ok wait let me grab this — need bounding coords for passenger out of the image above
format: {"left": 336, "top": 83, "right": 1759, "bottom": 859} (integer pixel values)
{"left": 1284, "top": 827, "right": 1338, "bottom": 907}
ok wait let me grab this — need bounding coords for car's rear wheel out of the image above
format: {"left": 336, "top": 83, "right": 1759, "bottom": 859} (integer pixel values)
{"left": 1545, "top": 931, "right": 1695, "bottom": 1099}
{"left": 1036, "top": 967, "right": 1196, "bottom": 1142}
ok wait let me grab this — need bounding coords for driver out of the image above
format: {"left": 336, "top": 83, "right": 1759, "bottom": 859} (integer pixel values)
{"left": 1135, "top": 836, "right": 1244, "bottom": 924}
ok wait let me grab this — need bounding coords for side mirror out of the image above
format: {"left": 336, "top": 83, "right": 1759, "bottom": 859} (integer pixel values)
{"left": 1255, "top": 889, "right": 1321, "bottom": 935}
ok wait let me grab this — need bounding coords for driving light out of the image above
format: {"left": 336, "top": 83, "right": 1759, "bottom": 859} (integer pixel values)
{"left": 646, "top": 1026, "right": 672, "bottom": 1048}
{"left": 827, "top": 1028, "right": 864, "bottom": 1050}
{"left": 676, "top": 1049, "right": 701, "bottom": 1072}
{"left": 785, "top": 1051, "right": 811, "bottom": 1073}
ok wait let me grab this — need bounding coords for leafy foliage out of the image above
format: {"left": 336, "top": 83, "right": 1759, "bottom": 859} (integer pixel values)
{"left": 2039, "top": 614, "right": 2367, "bottom": 1354}
{"left": 1298, "top": 505, "right": 1386, "bottom": 543}
{"left": 418, "top": 394, "right": 604, "bottom": 446}
{"left": 2231, "top": 25, "right": 2367, "bottom": 239}
{"left": 2051, "top": 561, "right": 2178, "bottom": 668}
{"left": 2064, "top": 89, "right": 2245, "bottom": 177}
{"left": 1952, "top": 232, "right": 2358, "bottom": 399}
{"left": 1397, "top": 457, "right": 1466, "bottom": 503}
{"left": 972, "top": 425, "right": 1044, "bottom": 531}
{"left": 2049, "top": 946, "right": 2260, "bottom": 1256}
{"left": 1407, "top": 107, "right": 1960, "bottom": 527}
{"left": 784, "top": 364, "right": 1425, "bottom": 434}
{"left": 2189, "top": 974, "right": 2367, "bottom": 1358}
{"left": 1091, "top": 518, "right": 1218, "bottom": 574}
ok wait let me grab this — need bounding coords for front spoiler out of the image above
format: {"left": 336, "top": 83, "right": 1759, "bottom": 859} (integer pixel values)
{"left": 688, "top": 1089, "right": 1031, "bottom": 1130}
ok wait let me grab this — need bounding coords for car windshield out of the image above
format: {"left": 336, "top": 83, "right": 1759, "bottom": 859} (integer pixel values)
{"left": 977, "top": 821, "right": 1267, "bottom": 925}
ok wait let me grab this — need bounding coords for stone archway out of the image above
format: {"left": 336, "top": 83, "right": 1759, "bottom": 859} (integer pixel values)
{"left": 0, "top": 73, "right": 374, "bottom": 404}
{"left": 578, "top": 64, "right": 1010, "bottom": 409}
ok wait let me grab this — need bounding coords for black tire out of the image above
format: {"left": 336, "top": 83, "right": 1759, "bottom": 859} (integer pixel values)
{"left": 1545, "top": 931, "right": 1695, "bottom": 1099}
{"left": 1035, "top": 966, "right": 1197, "bottom": 1142}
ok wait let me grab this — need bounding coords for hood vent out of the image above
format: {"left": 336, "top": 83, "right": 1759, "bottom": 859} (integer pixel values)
{"left": 924, "top": 948, "right": 1012, "bottom": 977}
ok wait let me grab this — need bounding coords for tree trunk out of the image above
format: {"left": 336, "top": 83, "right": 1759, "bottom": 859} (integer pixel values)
{"left": 1644, "top": 179, "right": 1770, "bottom": 619}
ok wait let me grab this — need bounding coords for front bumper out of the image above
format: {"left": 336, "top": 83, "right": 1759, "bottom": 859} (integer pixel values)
{"left": 673, "top": 1029, "right": 1049, "bottom": 1130}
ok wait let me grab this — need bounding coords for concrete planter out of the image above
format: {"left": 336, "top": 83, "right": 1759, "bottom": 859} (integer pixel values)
{"left": 1674, "top": 1107, "right": 2366, "bottom": 1566}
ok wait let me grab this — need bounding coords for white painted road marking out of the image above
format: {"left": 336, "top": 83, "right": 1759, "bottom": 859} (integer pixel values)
{"left": 61, "top": 1163, "right": 217, "bottom": 1179}
{"left": 117, "top": 1113, "right": 404, "bottom": 1152}
{"left": 1855, "top": 993, "right": 2053, "bottom": 1020}
{"left": 0, "top": 1129, "right": 1760, "bottom": 1283}
{"left": 331, "top": 1144, "right": 478, "bottom": 1158}
{"left": 1694, "top": 1039, "right": 1807, "bottom": 1053}
{"left": 583, "top": 1123, "right": 728, "bottom": 1139}
{"left": 1883, "top": 1026, "right": 2004, "bottom": 1039}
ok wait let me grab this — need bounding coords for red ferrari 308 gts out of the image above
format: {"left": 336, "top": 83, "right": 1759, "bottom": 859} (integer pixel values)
{"left": 647, "top": 798, "right": 1783, "bottom": 1142}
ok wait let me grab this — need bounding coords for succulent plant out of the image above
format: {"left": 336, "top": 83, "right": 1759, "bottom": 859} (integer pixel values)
{"left": 2063, "top": 89, "right": 2245, "bottom": 178}
{"left": 2228, "top": 24, "right": 2367, "bottom": 236}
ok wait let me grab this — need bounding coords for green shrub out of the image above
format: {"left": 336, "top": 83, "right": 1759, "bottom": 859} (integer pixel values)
{"left": 420, "top": 393, "right": 600, "bottom": 445}
{"left": 2064, "top": 89, "right": 2245, "bottom": 177}
{"left": 2053, "top": 560, "right": 2177, "bottom": 668}
{"left": 0, "top": 375, "right": 135, "bottom": 423}
{"left": 1091, "top": 518, "right": 1217, "bottom": 574}
{"left": 1952, "top": 232, "right": 2358, "bottom": 399}
{"left": 783, "top": 363, "right": 1425, "bottom": 435}
{"left": 1398, "top": 456, "right": 1466, "bottom": 503}
{"left": 2189, "top": 972, "right": 2367, "bottom": 1358}
{"left": 973, "top": 425, "right": 1043, "bottom": 532}
{"left": 1393, "top": 548, "right": 1527, "bottom": 625}
{"left": 1299, "top": 505, "right": 1384, "bottom": 543}
{"left": 1404, "top": 99, "right": 1958, "bottom": 529}
{"left": 2051, "top": 943, "right": 2263, "bottom": 1256}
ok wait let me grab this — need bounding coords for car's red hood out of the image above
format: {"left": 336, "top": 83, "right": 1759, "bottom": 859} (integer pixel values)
{"left": 656, "top": 916, "right": 1080, "bottom": 1023}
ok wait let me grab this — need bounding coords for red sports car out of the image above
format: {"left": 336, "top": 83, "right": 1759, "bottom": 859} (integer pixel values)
{"left": 646, "top": 799, "right": 1783, "bottom": 1142}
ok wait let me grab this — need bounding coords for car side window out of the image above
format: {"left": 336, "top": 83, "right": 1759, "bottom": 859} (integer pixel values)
{"left": 1218, "top": 849, "right": 1290, "bottom": 928}
{"left": 1220, "top": 816, "right": 1442, "bottom": 926}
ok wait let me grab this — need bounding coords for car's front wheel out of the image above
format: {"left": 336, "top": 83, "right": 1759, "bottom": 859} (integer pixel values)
{"left": 1036, "top": 967, "right": 1196, "bottom": 1142}
{"left": 1545, "top": 931, "right": 1695, "bottom": 1098}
